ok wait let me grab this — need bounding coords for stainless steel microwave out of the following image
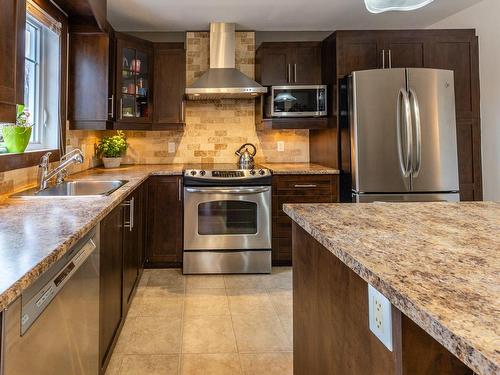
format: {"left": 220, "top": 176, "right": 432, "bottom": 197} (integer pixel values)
{"left": 265, "top": 85, "right": 327, "bottom": 118}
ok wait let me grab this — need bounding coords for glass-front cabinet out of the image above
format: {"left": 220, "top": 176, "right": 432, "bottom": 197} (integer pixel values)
{"left": 116, "top": 36, "right": 153, "bottom": 125}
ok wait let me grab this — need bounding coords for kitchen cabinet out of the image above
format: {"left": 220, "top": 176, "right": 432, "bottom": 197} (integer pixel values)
{"left": 115, "top": 33, "right": 154, "bottom": 128}
{"left": 68, "top": 30, "right": 115, "bottom": 130}
{"left": 0, "top": 0, "right": 25, "bottom": 123}
{"left": 256, "top": 42, "right": 322, "bottom": 85}
{"left": 99, "top": 203, "right": 124, "bottom": 372}
{"left": 145, "top": 176, "right": 183, "bottom": 266}
{"left": 312, "top": 29, "right": 482, "bottom": 201}
{"left": 153, "top": 43, "right": 186, "bottom": 128}
{"left": 272, "top": 174, "right": 338, "bottom": 265}
{"left": 122, "top": 185, "right": 144, "bottom": 313}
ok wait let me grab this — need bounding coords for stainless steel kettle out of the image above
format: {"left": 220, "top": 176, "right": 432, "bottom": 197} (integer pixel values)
{"left": 235, "top": 143, "right": 257, "bottom": 169}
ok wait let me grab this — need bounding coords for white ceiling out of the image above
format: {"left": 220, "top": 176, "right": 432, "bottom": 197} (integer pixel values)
{"left": 107, "top": 0, "right": 483, "bottom": 32}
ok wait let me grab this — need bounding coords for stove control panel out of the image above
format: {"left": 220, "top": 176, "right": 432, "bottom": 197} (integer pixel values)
{"left": 184, "top": 168, "right": 271, "bottom": 179}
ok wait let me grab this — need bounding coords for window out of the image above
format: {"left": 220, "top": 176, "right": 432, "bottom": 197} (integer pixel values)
{"left": 24, "top": 1, "right": 62, "bottom": 151}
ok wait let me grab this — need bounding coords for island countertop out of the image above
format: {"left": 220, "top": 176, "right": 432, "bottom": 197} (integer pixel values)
{"left": 283, "top": 202, "right": 500, "bottom": 375}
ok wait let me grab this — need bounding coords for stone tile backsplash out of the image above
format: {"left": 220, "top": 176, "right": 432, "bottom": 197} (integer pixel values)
{"left": 1, "top": 31, "right": 309, "bottom": 195}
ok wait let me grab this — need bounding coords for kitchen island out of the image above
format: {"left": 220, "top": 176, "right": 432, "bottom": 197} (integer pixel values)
{"left": 284, "top": 202, "right": 499, "bottom": 375}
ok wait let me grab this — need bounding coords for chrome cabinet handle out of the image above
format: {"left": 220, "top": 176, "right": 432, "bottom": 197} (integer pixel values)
{"left": 178, "top": 179, "right": 182, "bottom": 201}
{"left": 408, "top": 88, "right": 422, "bottom": 177}
{"left": 382, "top": 49, "right": 385, "bottom": 69}
{"left": 122, "top": 197, "right": 134, "bottom": 231}
{"left": 180, "top": 100, "right": 185, "bottom": 123}
{"left": 294, "top": 184, "right": 318, "bottom": 188}
{"left": 119, "top": 98, "right": 123, "bottom": 120}
{"left": 396, "top": 88, "right": 413, "bottom": 178}
{"left": 287, "top": 64, "right": 292, "bottom": 83}
{"left": 294, "top": 63, "right": 297, "bottom": 83}
{"left": 185, "top": 187, "right": 270, "bottom": 194}
{"left": 108, "top": 95, "right": 114, "bottom": 118}
{"left": 388, "top": 49, "right": 392, "bottom": 69}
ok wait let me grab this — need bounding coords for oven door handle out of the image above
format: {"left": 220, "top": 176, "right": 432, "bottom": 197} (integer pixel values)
{"left": 185, "top": 187, "right": 270, "bottom": 194}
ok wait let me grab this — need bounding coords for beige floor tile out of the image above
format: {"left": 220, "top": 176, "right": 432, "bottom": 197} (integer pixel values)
{"left": 267, "top": 289, "right": 293, "bottom": 316}
{"left": 147, "top": 269, "right": 186, "bottom": 290}
{"left": 119, "top": 354, "right": 179, "bottom": 375}
{"left": 181, "top": 353, "right": 242, "bottom": 375}
{"left": 128, "top": 286, "right": 184, "bottom": 318}
{"left": 224, "top": 274, "right": 266, "bottom": 290}
{"left": 186, "top": 275, "right": 225, "bottom": 289}
{"left": 113, "top": 317, "right": 136, "bottom": 354}
{"left": 232, "top": 313, "right": 291, "bottom": 352}
{"left": 278, "top": 312, "right": 293, "bottom": 346}
{"left": 184, "top": 288, "right": 230, "bottom": 316}
{"left": 137, "top": 271, "right": 151, "bottom": 287}
{"left": 227, "top": 289, "right": 275, "bottom": 315}
{"left": 263, "top": 267, "right": 292, "bottom": 290}
{"left": 121, "top": 316, "right": 182, "bottom": 354}
{"left": 182, "top": 315, "right": 237, "bottom": 353}
{"left": 240, "top": 352, "right": 293, "bottom": 375}
{"left": 105, "top": 353, "right": 124, "bottom": 375}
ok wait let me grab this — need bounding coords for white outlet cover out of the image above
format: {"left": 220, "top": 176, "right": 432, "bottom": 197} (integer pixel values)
{"left": 168, "top": 142, "right": 176, "bottom": 154}
{"left": 368, "top": 284, "right": 393, "bottom": 351}
{"left": 277, "top": 141, "right": 285, "bottom": 152}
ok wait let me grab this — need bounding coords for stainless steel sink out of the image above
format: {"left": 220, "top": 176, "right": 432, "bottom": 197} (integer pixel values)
{"left": 11, "top": 180, "right": 128, "bottom": 198}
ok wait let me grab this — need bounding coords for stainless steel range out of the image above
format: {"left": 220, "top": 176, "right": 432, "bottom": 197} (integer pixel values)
{"left": 183, "top": 165, "right": 272, "bottom": 274}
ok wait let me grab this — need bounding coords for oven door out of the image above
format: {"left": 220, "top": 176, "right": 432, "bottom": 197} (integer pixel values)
{"left": 184, "top": 186, "right": 272, "bottom": 250}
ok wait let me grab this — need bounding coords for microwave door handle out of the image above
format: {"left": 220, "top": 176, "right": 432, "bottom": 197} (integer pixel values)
{"left": 185, "top": 187, "right": 270, "bottom": 194}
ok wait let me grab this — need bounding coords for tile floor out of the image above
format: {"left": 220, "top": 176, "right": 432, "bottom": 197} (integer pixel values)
{"left": 106, "top": 267, "right": 293, "bottom": 375}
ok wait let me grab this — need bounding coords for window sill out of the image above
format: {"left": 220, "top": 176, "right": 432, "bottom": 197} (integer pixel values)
{"left": 0, "top": 149, "right": 60, "bottom": 173}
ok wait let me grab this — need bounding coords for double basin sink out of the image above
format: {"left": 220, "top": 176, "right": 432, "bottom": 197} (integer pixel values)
{"left": 11, "top": 180, "right": 128, "bottom": 198}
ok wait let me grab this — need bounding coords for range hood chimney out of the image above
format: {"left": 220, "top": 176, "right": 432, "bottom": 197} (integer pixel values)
{"left": 185, "top": 23, "right": 267, "bottom": 100}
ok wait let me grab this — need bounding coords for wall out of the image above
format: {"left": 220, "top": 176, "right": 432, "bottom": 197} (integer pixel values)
{"left": 430, "top": 0, "right": 500, "bottom": 201}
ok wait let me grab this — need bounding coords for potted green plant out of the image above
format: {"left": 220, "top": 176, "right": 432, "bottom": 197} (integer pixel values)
{"left": 96, "top": 130, "right": 128, "bottom": 168}
{"left": 1, "top": 105, "right": 33, "bottom": 153}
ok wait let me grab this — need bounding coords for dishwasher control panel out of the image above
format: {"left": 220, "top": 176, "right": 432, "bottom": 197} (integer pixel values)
{"left": 20, "top": 238, "right": 96, "bottom": 335}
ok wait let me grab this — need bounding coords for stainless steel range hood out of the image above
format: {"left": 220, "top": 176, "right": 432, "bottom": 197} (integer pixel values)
{"left": 185, "top": 23, "right": 267, "bottom": 100}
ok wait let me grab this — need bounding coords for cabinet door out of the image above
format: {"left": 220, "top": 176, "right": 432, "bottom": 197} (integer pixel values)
{"left": 256, "top": 46, "right": 290, "bottom": 85}
{"left": 0, "top": 0, "right": 25, "bottom": 122}
{"left": 383, "top": 38, "right": 425, "bottom": 68}
{"left": 153, "top": 45, "right": 186, "bottom": 126}
{"left": 122, "top": 188, "right": 142, "bottom": 312}
{"left": 99, "top": 204, "right": 124, "bottom": 369}
{"left": 292, "top": 45, "right": 321, "bottom": 84}
{"left": 337, "top": 35, "right": 382, "bottom": 77}
{"left": 456, "top": 118, "right": 482, "bottom": 201}
{"left": 68, "top": 32, "right": 112, "bottom": 130}
{"left": 116, "top": 36, "right": 154, "bottom": 126}
{"left": 146, "top": 176, "right": 183, "bottom": 265}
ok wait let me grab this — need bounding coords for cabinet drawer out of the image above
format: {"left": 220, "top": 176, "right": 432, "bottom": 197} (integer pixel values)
{"left": 273, "top": 195, "right": 337, "bottom": 217}
{"left": 273, "top": 175, "right": 335, "bottom": 196}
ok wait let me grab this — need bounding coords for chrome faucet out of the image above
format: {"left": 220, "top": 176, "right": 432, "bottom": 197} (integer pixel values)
{"left": 38, "top": 149, "right": 84, "bottom": 191}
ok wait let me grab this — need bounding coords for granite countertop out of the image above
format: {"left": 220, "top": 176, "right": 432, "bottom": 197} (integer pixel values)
{"left": 283, "top": 202, "right": 500, "bottom": 375}
{"left": 0, "top": 164, "right": 184, "bottom": 311}
{"left": 260, "top": 162, "right": 339, "bottom": 175}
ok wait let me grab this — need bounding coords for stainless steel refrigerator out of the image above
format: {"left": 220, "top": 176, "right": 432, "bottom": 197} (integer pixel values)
{"left": 346, "top": 68, "right": 460, "bottom": 203}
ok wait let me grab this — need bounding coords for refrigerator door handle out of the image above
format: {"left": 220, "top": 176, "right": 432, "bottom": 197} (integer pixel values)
{"left": 408, "top": 88, "right": 422, "bottom": 177}
{"left": 397, "top": 88, "right": 412, "bottom": 177}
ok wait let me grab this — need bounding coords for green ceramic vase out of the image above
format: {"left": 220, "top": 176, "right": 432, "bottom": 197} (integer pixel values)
{"left": 2, "top": 125, "right": 32, "bottom": 153}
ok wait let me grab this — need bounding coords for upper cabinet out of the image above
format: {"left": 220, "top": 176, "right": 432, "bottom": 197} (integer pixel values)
{"left": 115, "top": 33, "right": 154, "bottom": 128}
{"left": 0, "top": 0, "right": 25, "bottom": 123}
{"left": 256, "top": 42, "right": 322, "bottom": 85}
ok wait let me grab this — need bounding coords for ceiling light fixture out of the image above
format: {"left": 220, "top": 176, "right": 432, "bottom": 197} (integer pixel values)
{"left": 364, "top": 0, "right": 434, "bottom": 13}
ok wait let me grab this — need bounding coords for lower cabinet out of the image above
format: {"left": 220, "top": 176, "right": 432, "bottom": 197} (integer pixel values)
{"left": 99, "top": 184, "right": 145, "bottom": 374}
{"left": 272, "top": 174, "right": 339, "bottom": 265}
{"left": 99, "top": 203, "right": 124, "bottom": 372}
{"left": 145, "top": 176, "right": 183, "bottom": 266}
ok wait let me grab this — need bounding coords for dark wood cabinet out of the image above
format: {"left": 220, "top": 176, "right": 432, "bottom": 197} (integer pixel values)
{"left": 122, "top": 185, "right": 144, "bottom": 312}
{"left": 153, "top": 43, "right": 186, "bottom": 128}
{"left": 314, "top": 29, "right": 482, "bottom": 201}
{"left": 145, "top": 176, "right": 183, "bottom": 266}
{"left": 115, "top": 33, "right": 154, "bottom": 128}
{"left": 293, "top": 224, "right": 475, "bottom": 375}
{"left": 272, "top": 174, "right": 338, "bottom": 265}
{"left": 0, "top": 0, "right": 25, "bottom": 123}
{"left": 99, "top": 203, "right": 124, "bottom": 371}
{"left": 256, "top": 42, "right": 322, "bottom": 85}
{"left": 68, "top": 31, "right": 115, "bottom": 130}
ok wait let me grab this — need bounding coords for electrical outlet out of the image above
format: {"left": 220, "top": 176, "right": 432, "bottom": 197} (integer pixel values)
{"left": 168, "top": 142, "right": 176, "bottom": 154}
{"left": 277, "top": 141, "right": 285, "bottom": 152}
{"left": 368, "top": 284, "right": 393, "bottom": 351}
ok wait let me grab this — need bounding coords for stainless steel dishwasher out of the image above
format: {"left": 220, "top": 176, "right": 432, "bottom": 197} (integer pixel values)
{"left": 1, "top": 226, "right": 100, "bottom": 375}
